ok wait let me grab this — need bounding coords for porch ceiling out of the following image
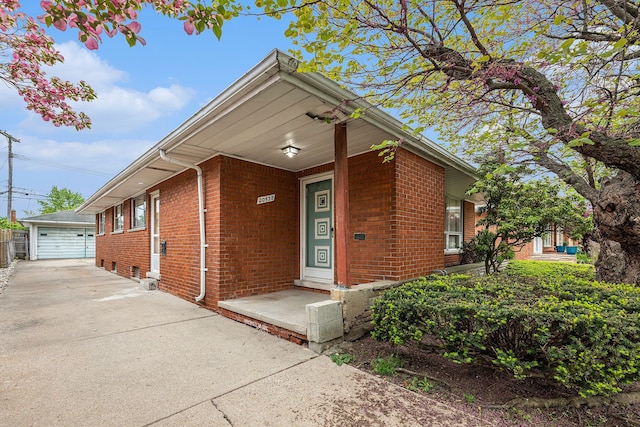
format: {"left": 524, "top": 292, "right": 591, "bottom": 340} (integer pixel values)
{"left": 78, "top": 50, "right": 478, "bottom": 215}
{"left": 163, "top": 80, "right": 397, "bottom": 172}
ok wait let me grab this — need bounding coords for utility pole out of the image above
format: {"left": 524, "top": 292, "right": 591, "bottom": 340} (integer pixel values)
{"left": 0, "top": 130, "right": 20, "bottom": 219}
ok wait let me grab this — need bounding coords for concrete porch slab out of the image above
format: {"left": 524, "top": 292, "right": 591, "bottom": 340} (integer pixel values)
{"left": 218, "top": 289, "right": 330, "bottom": 335}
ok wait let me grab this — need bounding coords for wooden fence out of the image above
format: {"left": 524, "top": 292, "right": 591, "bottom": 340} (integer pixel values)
{"left": 0, "top": 229, "right": 28, "bottom": 267}
{"left": 0, "top": 228, "right": 14, "bottom": 267}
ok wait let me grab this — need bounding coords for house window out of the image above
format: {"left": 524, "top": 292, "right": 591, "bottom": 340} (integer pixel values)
{"left": 555, "top": 227, "right": 564, "bottom": 246}
{"left": 543, "top": 227, "right": 553, "bottom": 247}
{"left": 131, "top": 194, "right": 146, "bottom": 229}
{"left": 113, "top": 204, "right": 124, "bottom": 232}
{"left": 98, "top": 212, "right": 105, "bottom": 234}
{"left": 445, "top": 197, "right": 463, "bottom": 251}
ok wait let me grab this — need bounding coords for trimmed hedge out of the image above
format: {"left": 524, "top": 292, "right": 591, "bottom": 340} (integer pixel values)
{"left": 371, "top": 262, "right": 640, "bottom": 397}
{"left": 504, "top": 260, "right": 595, "bottom": 281}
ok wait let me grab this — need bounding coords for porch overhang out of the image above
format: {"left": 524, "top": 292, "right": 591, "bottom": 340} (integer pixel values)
{"left": 77, "top": 49, "right": 478, "bottom": 215}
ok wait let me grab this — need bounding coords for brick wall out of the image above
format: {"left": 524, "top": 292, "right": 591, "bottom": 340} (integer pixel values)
{"left": 152, "top": 164, "right": 206, "bottom": 303}
{"left": 203, "top": 157, "right": 221, "bottom": 304}
{"left": 464, "top": 201, "right": 476, "bottom": 242}
{"left": 515, "top": 240, "right": 534, "bottom": 260}
{"left": 217, "top": 156, "right": 299, "bottom": 301}
{"left": 94, "top": 158, "right": 217, "bottom": 305}
{"left": 347, "top": 151, "right": 397, "bottom": 284}
{"left": 142, "top": 155, "right": 300, "bottom": 305}
{"left": 95, "top": 149, "right": 459, "bottom": 307}
{"left": 394, "top": 149, "right": 446, "bottom": 278}
{"left": 95, "top": 196, "right": 150, "bottom": 278}
{"left": 95, "top": 155, "right": 300, "bottom": 308}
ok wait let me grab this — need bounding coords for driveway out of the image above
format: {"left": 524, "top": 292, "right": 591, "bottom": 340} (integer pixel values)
{"left": 0, "top": 259, "right": 484, "bottom": 426}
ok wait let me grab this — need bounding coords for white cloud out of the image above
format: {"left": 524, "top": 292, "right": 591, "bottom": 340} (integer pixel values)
{"left": 2, "top": 134, "right": 154, "bottom": 215}
{"left": 14, "top": 136, "right": 152, "bottom": 176}
{"left": 52, "top": 42, "right": 128, "bottom": 89}
{"left": 0, "top": 41, "right": 125, "bottom": 113}
{"left": 75, "top": 83, "right": 195, "bottom": 133}
{"left": 6, "top": 41, "right": 195, "bottom": 135}
{"left": 1, "top": 41, "right": 197, "bottom": 215}
{"left": 0, "top": 82, "right": 23, "bottom": 111}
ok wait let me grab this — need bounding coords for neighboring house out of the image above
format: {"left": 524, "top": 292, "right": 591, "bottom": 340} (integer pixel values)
{"left": 526, "top": 226, "right": 575, "bottom": 258}
{"left": 473, "top": 207, "right": 574, "bottom": 261}
{"left": 20, "top": 211, "right": 96, "bottom": 260}
{"left": 76, "top": 50, "right": 478, "bottom": 342}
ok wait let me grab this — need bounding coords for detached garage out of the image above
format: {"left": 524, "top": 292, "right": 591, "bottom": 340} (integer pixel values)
{"left": 21, "top": 211, "right": 95, "bottom": 260}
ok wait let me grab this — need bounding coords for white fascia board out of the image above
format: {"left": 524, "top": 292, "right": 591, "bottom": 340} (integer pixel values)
{"left": 20, "top": 220, "right": 95, "bottom": 227}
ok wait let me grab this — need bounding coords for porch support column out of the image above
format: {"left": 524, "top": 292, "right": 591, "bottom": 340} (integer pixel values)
{"left": 334, "top": 123, "right": 351, "bottom": 288}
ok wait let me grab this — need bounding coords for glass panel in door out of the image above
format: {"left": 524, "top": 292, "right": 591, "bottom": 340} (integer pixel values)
{"left": 151, "top": 194, "right": 160, "bottom": 273}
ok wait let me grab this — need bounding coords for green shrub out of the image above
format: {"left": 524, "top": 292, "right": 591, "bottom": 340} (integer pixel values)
{"left": 371, "top": 269, "right": 640, "bottom": 397}
{"left": 504, "top": 260, "right": 595, "bottom": 281}
{"left": 576, "top": 253, "right": 593, "bottom": 264}
{"left": 0, "top": 217, "right": 26, "bottom": 230}
{"left": 460, "top": 237, "right": 487, "bottom": 264}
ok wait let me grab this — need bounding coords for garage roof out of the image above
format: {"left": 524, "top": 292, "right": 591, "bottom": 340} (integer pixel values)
{"left": 21, "top": 210, "right": 95, "bottom": 227}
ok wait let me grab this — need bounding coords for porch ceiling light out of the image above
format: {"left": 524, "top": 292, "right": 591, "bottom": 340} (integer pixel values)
{"left": 282, "top": 145, "right": 300, "bottom": 158}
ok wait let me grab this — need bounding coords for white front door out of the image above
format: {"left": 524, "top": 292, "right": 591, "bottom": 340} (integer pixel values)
{"left": 533, "top": 237, "right": 543, "bottom": 254}
{"left": 301, "top": 174, "right": 334, "bottom": 282}
{"left": 150, "top": 192, "right": 160, "bottom": 274}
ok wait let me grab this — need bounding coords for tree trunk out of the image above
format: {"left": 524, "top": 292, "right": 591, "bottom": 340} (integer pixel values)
{"left": 593, "top": 172, "right": 640, "bottom": 284}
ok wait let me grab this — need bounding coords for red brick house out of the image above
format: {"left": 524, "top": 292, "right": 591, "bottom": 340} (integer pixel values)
{"left": 474, "top": 206, "right": 576, "bottom": 261}
{"left": 77, "top": 50, "right": 478, "bottom": 344}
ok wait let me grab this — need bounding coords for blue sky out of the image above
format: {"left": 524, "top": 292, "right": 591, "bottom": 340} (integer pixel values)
{"left": 1, "top": 4, "right": 296, "bottom": 217}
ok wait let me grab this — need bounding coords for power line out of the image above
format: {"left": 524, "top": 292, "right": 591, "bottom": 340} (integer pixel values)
{"left": 0, "top": 190, "right": 49, "bottom": 199}
{"left": 12, "top": 153, "right": 111, "bottom": 177}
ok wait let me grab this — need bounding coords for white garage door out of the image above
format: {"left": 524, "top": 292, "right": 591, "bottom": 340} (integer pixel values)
{"left": 37, "top": 227, "right": 96, "bottom": 259}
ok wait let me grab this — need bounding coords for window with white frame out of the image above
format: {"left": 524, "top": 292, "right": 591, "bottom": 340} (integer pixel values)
{"left": 555, "top": 227, "right": 564, "bottom": 246}
{"left": 445, "top": 197, "right": 463, "bottom": 251}
{"left": 543, "top": 226, "right": 553, "bottom": 247}
{"left": 98, "top": 212, "right": 105, "bottom": 234}
{"left": 113, "top": 204, "right": 124, "bottom": 232}
{"left": 131, "top": 194, "right": 146, "bottom": 229}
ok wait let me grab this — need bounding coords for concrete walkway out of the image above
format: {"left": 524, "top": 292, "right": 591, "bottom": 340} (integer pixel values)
{"left": 530, "top": 253, "right": 577, "bottom": 262}
{"left": 0, "top": 259, "right": 486, "bottom": 426}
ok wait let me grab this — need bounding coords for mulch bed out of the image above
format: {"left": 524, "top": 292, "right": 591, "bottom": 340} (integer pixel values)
{"left": 330, "top": 335, "right": 640, "bottom": 427}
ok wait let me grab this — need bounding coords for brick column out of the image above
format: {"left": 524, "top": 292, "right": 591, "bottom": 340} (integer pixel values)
{"left": 334, "top": 123, "right": 351, "bottom": 287}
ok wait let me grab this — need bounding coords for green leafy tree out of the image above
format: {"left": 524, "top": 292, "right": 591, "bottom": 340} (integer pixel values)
{"left": 261, "top": 0, "right": 640, "bottom": 284}
{"left": 468, "top": 161, "right": 590, "bottom": 274}
{"left": 0, "top": 217, "right": 26, "bottom": 230}
{"left": 38, "top": 186, "right": 85, "bottom": 214}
